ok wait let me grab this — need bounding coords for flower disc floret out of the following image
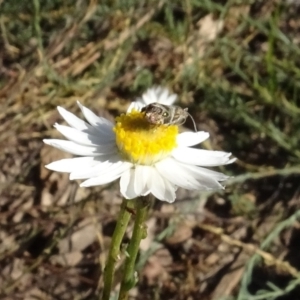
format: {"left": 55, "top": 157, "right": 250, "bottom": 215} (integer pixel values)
{"left": 114, "top": 110, "right": 178, "bottom": 165}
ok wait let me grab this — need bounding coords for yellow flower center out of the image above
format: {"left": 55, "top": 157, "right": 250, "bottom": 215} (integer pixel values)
{"left": 113, "top": 110, "right": 178, "bottom": 165}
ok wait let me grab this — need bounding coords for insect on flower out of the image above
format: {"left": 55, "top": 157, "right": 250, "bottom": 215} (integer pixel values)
{"left": 141, "top": 102, "right": 198, "bottom": 131}
{"left": 43, "top": 87, "right": 235, "bottom": 203}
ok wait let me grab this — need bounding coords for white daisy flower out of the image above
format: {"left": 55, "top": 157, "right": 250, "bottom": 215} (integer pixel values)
{"left": 43, "top": 87, "right": 235, "bottom": 203}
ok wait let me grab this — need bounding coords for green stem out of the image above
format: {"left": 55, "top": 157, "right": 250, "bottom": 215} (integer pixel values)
{"left": 118, "top": 196, "right": 150, "bottom": 300}
{"left": 102, "top": 198, "right": 134, "bottom": 300}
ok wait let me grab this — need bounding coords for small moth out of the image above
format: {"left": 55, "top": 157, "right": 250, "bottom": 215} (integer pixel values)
{"left": 141, "top": 103, "right": 197, "bottom": 131}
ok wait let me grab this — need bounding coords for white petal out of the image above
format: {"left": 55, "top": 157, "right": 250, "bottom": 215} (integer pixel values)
{"left": 70, "top": 154, "right": 124, "bottom": 179}
{"left": 54, "top": 124, "right": 115, "bottom": 146}
{"left": 186, "top": 164, "right": 230, "bottom": 181}
{"left": 135, "top": 87, "right": 178, "bottom": 107}
{"left": 161, "top": 93, "right": 177, "bottom": 105}
{"left": 156, "top": 158, "right": 225, "bottom": 191}
{"left": 158, "top": 88, "right": 176, "bottom": 105}
{"left": 57, "top": 106, "right": 115, "bottom": 142}
{"left": 134, "top": 165, "right": 151, "bottom": 196}
{"left": 157, "top": 87, "right": 168, "bottom": 102}
{"left": 155, "top": 158, "right": 203, "bottom": 190}
{"left": 151, "top": 86, "right": 177, "bottom": 105}
{"left": 57, "top": 106, "right": 90, "bottom": 130}
{"left": 172, "top": 147, "right": 234, "bottom": 166}
{"left": 140, "top": 94, "right": 151, "bottom": 105}
{"left": 177, "top": 131, "right": 209, "bottom": 147}
{"left": 120, "top": 166, "right": 177, "bottom": 202}
{"left": 162, "top": 178, "right": 177, "bottom": 203}
{"left": 80, "top": 162, "right": 132, "bottom": 187}
{"left": 77, "top": 102, "right": 113, "bottom": 128}
{"left": 43, "top": 139, "right": 117, "bottom": 156}
{"left": 120, "top": 169, "right": 138, "bottom": 199}
{"left": 146, "top": 88, "right": 158, "bottom": 104}
{"left": 45, "top": 157, "right": 97, "bottom": 172}
{"left": 178, "top": 163, "right": 224, "bottom": 189}
{"left": 77, "top": 102, "right": 114, "bottom": 138}
{"left": 127, "top": 101, "right": 143, "bottom": 113}
{"left": 146, "top": 168, "right": 167, "bottom": 201}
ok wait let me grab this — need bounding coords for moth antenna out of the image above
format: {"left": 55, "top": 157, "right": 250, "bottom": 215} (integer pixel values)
{"left": 186, "top": 111, "right": 198, "bottom": 132}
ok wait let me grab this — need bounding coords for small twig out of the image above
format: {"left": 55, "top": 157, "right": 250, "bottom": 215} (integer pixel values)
{"left": 198, "top": 223, "right": 300, "bottom": 278}
{"left": 227, "top": 166, "right": 300, "bottom": 185}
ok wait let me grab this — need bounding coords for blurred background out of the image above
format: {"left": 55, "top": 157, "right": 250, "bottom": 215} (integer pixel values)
{"left": 1, "top": 1, "right": 300, "bottom": 299}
